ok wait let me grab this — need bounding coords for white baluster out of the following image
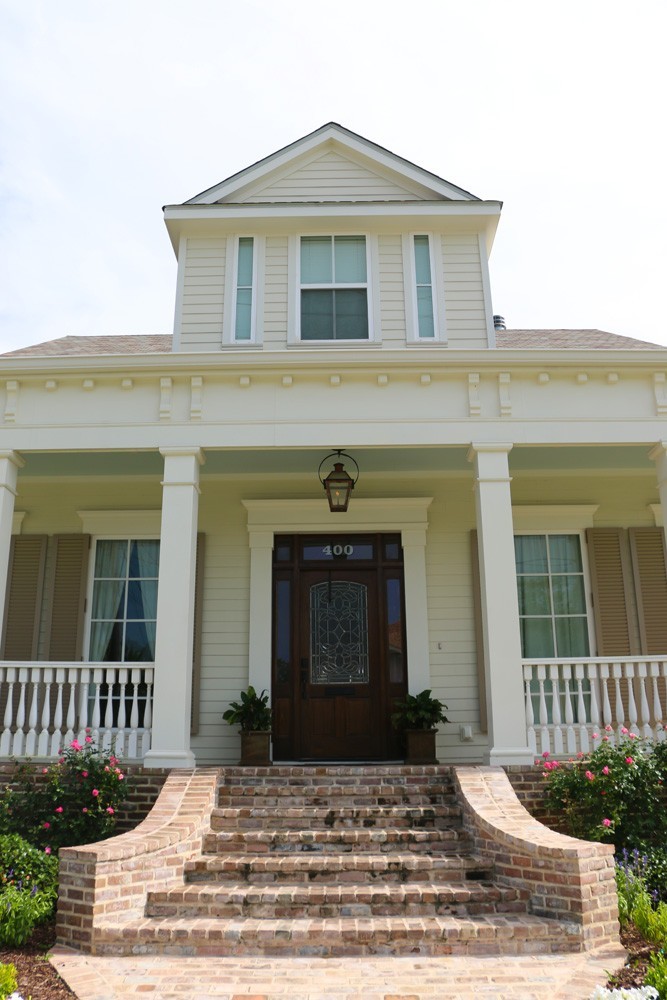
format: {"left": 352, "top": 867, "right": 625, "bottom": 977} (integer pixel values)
{"left": 38, "top": 669, "right": 53, "bottom": 757}
{"left": 102, "top": 668, "right": 115, "bottom": 751}
{"left": 651, "top": 662, "right": 665, "bottom": 741}
{"left": 127, "top": 668, "right": 140, "bottom": 759}
{"left": 625, "top": 662, "right": 638, "bottom": 735}
{"left": 588, "top": 663, "right": 601, "bottom": 748}
{"left": 50, "top": 669, "right": 65, "bottom": 756}
{"left": 12, "top": 668, "right": 28, "bottom": 756}
{"left": 563, "top": 665, "right": 576, "bottom": 754}
{"left": 91, "top": 668, "right": 102, "bottom": 744}
{"left": 536, "top": 666, "right": 550, "bottom": 754}
{"left": 600, "top": 663, "right": 612, "bottom": 733}
{"left": 549, "top": 664, "right": 563, "bottom": 755}
{"left": 613, "top": 663, "right": 625, "bottom": 741}
{"left": 637, "top": 662, "right": 652, "bottom": 738}
{"left": 143, "top": 669, "right": 153, "bottom": 755}
{"left": 64, "top": 668, "right": 77, "bottom": 746}
{"left": 24, "top": 669, "right": 40, "bottom": 757}
{"left": 575, "top": 664, "right": 589, "bottom": 753}
{"left": 77, "top": 668, "right": 91, "bottom": 743}
{"left": 0, "top": 668, "right": 14, "bottom": 757}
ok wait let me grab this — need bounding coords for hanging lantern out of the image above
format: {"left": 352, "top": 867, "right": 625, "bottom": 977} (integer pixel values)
{"left": 318, "top": 450, "right": 360, "bottom": 513}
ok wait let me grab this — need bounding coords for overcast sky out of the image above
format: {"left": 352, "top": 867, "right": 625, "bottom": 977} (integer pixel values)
{"left": 1, "top": 0, "right": 666, "bottom": 353}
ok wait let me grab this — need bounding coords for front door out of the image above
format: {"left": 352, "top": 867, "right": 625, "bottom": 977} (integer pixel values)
{"left": 272, "top": 534, "right": 407, "bottom": 760}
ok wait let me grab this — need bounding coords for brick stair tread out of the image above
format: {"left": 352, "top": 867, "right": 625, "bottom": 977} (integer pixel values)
{"left": 212, "top": 804, "right": 459, "bottom": 823}
{"left": 185, "top": 851, "right": 492, "bottom": 879}
{"left": 218, "top": 793, "right": 446, "bottom": 808}
{"left": 209, "top": 827, "right": 466, "bottom": 845}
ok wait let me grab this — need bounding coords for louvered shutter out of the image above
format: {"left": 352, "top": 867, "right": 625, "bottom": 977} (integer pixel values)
{"left": 586, "top": 528, "right": 637, "bottom": 656}
{"left": 45, "top": 535, "right": 90, "bottom": 660}
{"left": 190, "top": 532, "right": 205, "bottom": 736}
{"left": 470, "top": 531, "right": 488, "bottom": 733}
{"left": 1, "top": 535, "right": 47, "bottom": 660}
{"left": 629, "top": 528, "right": 667, "bottom": 655}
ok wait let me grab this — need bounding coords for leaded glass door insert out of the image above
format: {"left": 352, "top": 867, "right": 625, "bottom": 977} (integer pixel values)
{"left": 310, "top": 581, "right": 369, "bottom": 685}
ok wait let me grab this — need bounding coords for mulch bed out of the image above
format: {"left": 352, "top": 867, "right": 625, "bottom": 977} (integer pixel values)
{"left": 0, "top": 920, "right": 75, "bottom": 999}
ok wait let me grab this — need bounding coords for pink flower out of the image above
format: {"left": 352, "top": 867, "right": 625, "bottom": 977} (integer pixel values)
{"left": 602, "top": 737, "right": 609, "bottom": 742}
{"left": 92, "top": 788, "right": 99, "bottom": 797}
{"left": 55, "top": 806, "right": 63, "bottom": 813}
{"left": 82, "top": 771, "right": 88, "bottom": 778}
{"left": 625, "top": 757, "right": 634, "bottom": 765}
{"left": 85, "top": 727, "right": 91, "bottom": 733}
{"left": 602, "top": 766, "right": 610, "bottom": 775}
{"left": 82, "top": 808, "right": 88, "bottom": 813}
{"left": 585, "top": 771, "right": 595, "bottom": 781}
{"left": 577, "top": 752, "right": 585, "bottom": 759}
{"left": 592, "top": 733, "right": 599, "bottom": 739}
{"left": 70, "top": 739, "right": 83, "bottom": 751}
{"left": 117, "top": 773, "right": 124, "bottom": 781}
{"left": 106, "top": 807, "right": 114, "bottom": 814}
{"left": 85, "top": 736, "right": 93, "bottom": 743}
{"left": 542, "top": 751, "right": 550, "bottom": 758}
{"left": 43, "top": 822, "right": 50, "bottom": 829}
{"left": 602, "top": 818, "right": 612, "bottom": 827}
{"left": 44, "top": 846, "right": 51, "bottom": 855}
{"left": 104, "top": 766, "right": 109, "bottom": 772}
{"left": 621, "top": 727, "right": 628, "bottom": 735}
{"left": 42, "top": 767, "right": 48, "bottom": 774}
{"left": 629, "top": 733, "right": 638, "bottom": 739}
{"left": 605, "top": 725, "right": 612, "bottom": 732}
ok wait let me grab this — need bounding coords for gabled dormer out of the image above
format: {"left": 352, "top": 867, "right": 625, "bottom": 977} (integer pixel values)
{"left": 164, "top": 124, "right": 501, "bottom": 352}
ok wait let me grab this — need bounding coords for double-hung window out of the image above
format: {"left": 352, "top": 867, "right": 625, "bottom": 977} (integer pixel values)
{"left": 89, "top": 539, "right": 159, "bottom": 663}
{"left": 300, "top": 235, "right": 369, "bottom": 341}
{"left": 413, "top": 235, "right": 435, "bottom": 339}
{"left": 233, "top": 237, "right": 255, "bottom": 342}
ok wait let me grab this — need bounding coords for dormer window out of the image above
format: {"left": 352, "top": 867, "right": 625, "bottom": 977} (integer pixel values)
{"left": 413, "top": 236, "right": 435, "bottom": 339}
{"left": 234, "top": 237, "right": 255, "bottom": 342}
{"left": 300, "top": 236, "right": 369, "bottom": 341}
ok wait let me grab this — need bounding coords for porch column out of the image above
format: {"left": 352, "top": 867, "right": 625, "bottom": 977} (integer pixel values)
{"left": 247, "top": 530, "right": 274, "bottom": 693}
{"left": 0, "top": 452, "right": 23, "bottom": 638}
{"left": 402, "top": 528, "right": 431, "bottom": 694}
{"left": 650, "top": 441, "right": 667, "bottom": 547}
{"left": 467, "top": 443, "right": 532, "bottom": 765}
{"left": 144, "top": 447, "right": 204, "bottom": 769}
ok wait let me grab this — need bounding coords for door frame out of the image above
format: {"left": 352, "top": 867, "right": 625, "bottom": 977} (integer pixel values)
{"left": 243, "top": 498, "right": 433, "bottom": 712}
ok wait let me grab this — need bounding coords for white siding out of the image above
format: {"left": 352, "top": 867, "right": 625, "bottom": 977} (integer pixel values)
{"left": 441, "top": 234, "right": 488, "bottom": 348}
{"left": 377, "top": 235, "right": 406, "bottom": 346}
{"left": 242, "top": 149, "right": 428, "bottom": 203}
{"left": 179, "top": 238, "right": 226, "bottom": 351}
{"left": 262, "top": 237, "right": 289, "bottom": 348}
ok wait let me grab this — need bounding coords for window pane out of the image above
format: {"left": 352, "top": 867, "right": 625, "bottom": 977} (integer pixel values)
{"left": 552, "top": 574, "right": 586, "bottom": 615}
{"left": 334, "top": 289, "right": 368, "bottom": 339}
{"left": 90, "top": 620, "right": 123, "bottom": 661}
{"left": 301, "top": 237, "right": 332, "bottom": 284}
{"left": 129, "top": 540, "right": 159, "bottom": 578}
{"left": 414, "top": 236, "right": 432, "bottom": 284}
{"left": 275, "top": 580, "right": 291, "bottom": 685}
{"left": 387, "top": 577, "right": 405, "bottom": 684}
{"left": 520, "top": 617, "right": 554, "bottom": 657}
{"left": 549, "top": 535, "right": 583, "bottom": 573}
{"left": 94, "top": 539, "right": 127, "bottom": 578}
{"left": 235, "top": 287, "right": 252, "bottom": 341}
{"left": 416, "top": 286, "right": 435, "bottom": 338}
{"left": 127, "top": 579, "right": 158, "bottom": 620}
{"left": 517, "top": 576, "right": 552, "bottom": 615}
{"left": 237, "top": 237, "right": 254, "bottom": 287}
{"left": 301, "top": 289, "right": 334, "bottom": 340}
{"left": 91, "top": 580, "right": 125, "bottom": 621}
{"left": 334, "top": 236, "right": 366, "bottom": 283}
{"left": 555, "top": 616, "right": 590, "bottom": 657}
{"left": 514, "top": 535, "right": 548, "bottom": 574}
{"left": 124, "top": 621, "right": 154, "bottom": 662}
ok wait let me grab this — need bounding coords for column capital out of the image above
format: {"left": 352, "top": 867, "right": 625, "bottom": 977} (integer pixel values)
{"left": 467, "top": 442, "right": 513, "bottom": 462}
{"left": 649, "top": 441, "right": 667, "bottom": 463}
{"left": 0, "top": 451, "right": 25, "bottom": 472}
{"left": 159, "top": 447, "right": 205, "bottom": 465}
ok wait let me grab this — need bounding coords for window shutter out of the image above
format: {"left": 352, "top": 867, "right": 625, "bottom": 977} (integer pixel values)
{"left": 586, "top": 528, "right": 637, "bottom": 656}
{"left": 470, "top": 531, "right": 488, "bottom": 733}
{"left": 1, "top": 535, "right": 47, "bottom": 660}
{"left": 190, "top": 532, "right": 205, "bottom": 736}
{"left": 629, "top": 528, "right": 667, "bottom": 655}
{"left": 45, "top": 535, "right": 90, "bottom": 660}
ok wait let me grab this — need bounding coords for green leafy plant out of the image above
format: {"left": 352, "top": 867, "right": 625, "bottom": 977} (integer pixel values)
{"left": 222, "top": 687, "right": 272, "bottom": 731}
{"left": 0, "top": 735, "right": 129, "bottom": 852}
{"left": 0, "top": 834, "right": 58, "bottom": 947}
{"left": 645, "top": 951, "right": 667, "bottom": 999}
{"left": 0, "top": 962, "right": 18, "bottom": 998}
{"left": 391, "top": 690, "right": 449, "bottom": 731}
{"left": 538, "top": 729, "right": 667, "bottom": 847}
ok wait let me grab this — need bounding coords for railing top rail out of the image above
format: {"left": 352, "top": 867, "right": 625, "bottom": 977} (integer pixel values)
{"left": 522, "top": 656, "right": 667, "bottom": 666}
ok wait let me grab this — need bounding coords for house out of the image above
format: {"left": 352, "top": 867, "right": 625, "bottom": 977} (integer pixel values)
{"left": 1, "top": 122, "right": 666, "bottom": 773}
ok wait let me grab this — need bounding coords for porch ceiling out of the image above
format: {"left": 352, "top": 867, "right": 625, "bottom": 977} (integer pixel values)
{"left": 17, "top": 444, "right": 654, "bottom": 478}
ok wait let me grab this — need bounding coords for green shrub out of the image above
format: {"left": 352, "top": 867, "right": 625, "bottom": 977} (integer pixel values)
{"left": 646, "top": 951, "right": 667, "bottom": 999}
{"left": 0, "top": 962, "right": 18, "bottom": 999}
{"left": 0, "top": 833, "right": 58, "bottom": 947}
{"left": 0, "top": 735, "right": 129, "bottom": 852}
{"left": 539, "top": 729, "right": 667, "bottom": 847}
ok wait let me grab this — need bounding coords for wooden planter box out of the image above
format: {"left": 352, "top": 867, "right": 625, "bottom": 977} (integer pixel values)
{"left": 239, "top": 730, "right": 272, "bottom": 766}
{"left": 404, "top": 728, "right": 438, "bottom": 764}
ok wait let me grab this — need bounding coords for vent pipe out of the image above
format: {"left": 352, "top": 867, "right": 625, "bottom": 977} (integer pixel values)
{"left": 493, "top": 315, "right": 506, "bottom": 331}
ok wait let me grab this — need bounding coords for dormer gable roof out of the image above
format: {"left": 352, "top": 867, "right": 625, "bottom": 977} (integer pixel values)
{"left": 183, "top": 123, "right": 481, "bottom": 206}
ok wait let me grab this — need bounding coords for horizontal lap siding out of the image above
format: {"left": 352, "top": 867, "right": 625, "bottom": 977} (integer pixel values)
{"left": 441, "top": 235, "right": 487, "bottom": 349}
{"left": 378, "top": 235, "right": 406, "bottom": 346}
{"left": 263, "top": 237, "right": 288, "bottom": 348}
{"left": 247, "top": 150, "right": 425, "bottom": 203}
{"left": 179, "top": 239, "right": 226, "bottom": 351}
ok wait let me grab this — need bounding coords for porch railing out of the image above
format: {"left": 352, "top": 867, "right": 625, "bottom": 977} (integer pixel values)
{"left": 523, "top": 656, "right": 667, "bottom": 757}
{"left": 0, "top": 663, "right": 154, "bottom": 761}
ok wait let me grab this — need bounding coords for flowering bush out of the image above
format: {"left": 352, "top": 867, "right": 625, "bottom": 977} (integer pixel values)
{"left": 539, "top": 730, "right": 667, "bottom": 847}
{"left": 0, "top": 834, "right": 58, "bottom": 946}
{"left": 0, "top": 736, "right": 128, "bottom": 852}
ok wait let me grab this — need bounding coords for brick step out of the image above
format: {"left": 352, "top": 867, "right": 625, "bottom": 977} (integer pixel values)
{"left": 222, "top": 766, "right": 452, "bottom": 779}
{"left": 210, "top": 803, "right": 460, "bottom": 830}
{"left": 203, "top": 826, "right": 469, "bottom": 854}
{"left": 146, "top": 879, "right": 530, "bottom": 919}
{"left": 94, "top": 912, "right": 581, "bottom": 957}
{"left": 185, "top": 851, "right": 492, "bottom": 884}
{"left": 218, "top": 791, "right": 448, "bottom": 808}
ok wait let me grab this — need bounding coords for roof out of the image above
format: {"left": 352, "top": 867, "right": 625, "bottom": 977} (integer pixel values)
{"left": 1, "top": 330, "right": 663, "bottom": 358}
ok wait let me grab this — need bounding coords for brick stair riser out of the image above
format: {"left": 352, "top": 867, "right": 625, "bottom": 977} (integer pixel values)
{"left": 218, "top": 793, "right": 445, "bottom": 808}
{"left": 210, "top": 807, "right": 460, "bottom": 830}
{"left": 202, "top": 830, "right": 469, "bottom": 855}
{"left": 220, "top": 782, "right": 452, "bottom": 797}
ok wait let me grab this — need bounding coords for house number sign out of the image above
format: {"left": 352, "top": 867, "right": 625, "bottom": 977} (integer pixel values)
{"left": 302, "top": 539, "right": 374, "bottom": 561}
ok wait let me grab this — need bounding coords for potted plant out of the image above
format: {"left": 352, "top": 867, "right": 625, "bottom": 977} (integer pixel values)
{"left": 391, "top": 689, "right": 449, "bottom": 764}
{"left": 222, "top": 686, "right": 272, "bottom": 765}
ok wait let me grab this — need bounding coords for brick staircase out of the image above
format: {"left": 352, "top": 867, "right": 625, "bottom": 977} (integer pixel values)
{"left": 91, "top": 765, "right": 585, "bottom": 956}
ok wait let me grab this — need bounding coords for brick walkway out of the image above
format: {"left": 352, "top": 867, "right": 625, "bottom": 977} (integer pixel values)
{"left": 50, "top": 943, "right": 627, "bottom": 999}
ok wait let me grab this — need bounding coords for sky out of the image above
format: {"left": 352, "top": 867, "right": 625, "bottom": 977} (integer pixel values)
{"left": 0, "top": 0, "right": 666, "bottom": 353}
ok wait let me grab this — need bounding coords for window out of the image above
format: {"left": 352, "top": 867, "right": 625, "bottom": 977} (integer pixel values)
{"left": 88, "top": 539, "right": 159, "bottom": 663}
{"left": 514, "top": 534, "right": 590, "bottom": 658}
{"left": 300, "top": 235, "right": 369, "bottom": 340}
{"left": 233, "top": 237, "right": 254, "bottom": 342}
{"left": 413, "top": 235, "right": 435, "bottom": 339}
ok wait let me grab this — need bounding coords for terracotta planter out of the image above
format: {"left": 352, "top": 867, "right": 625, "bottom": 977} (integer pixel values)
{"left": 239, "top": 730, "right": 272, "bottom": 766}
{"left": 404, "top": 728, "right": 438, "bottom": 764}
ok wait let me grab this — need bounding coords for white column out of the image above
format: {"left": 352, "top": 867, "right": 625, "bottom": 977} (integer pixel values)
{"left": 468, "top": 443, "right": 533, "bottom": 765}
{"left": 247, "top": 530, "right": 274, "bottom": 693}
{"left": 144, "top": 447, "right": 203, "bottom": 768}
{"left": 0, "top": 452, "right": 23, "bottom": 638}
{"left": 402, "top": 528, "right": 431, "bottom": 694}
{"left": 650, "top": 441, "right": 667, "bottom": 548}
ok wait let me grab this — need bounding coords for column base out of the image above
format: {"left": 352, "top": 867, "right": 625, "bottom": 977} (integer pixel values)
{"left": 485, "top": 745, "right": 535, "bottom": 766}
{"left": 143, "top": 749, "right": 197, "bottom": 769}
